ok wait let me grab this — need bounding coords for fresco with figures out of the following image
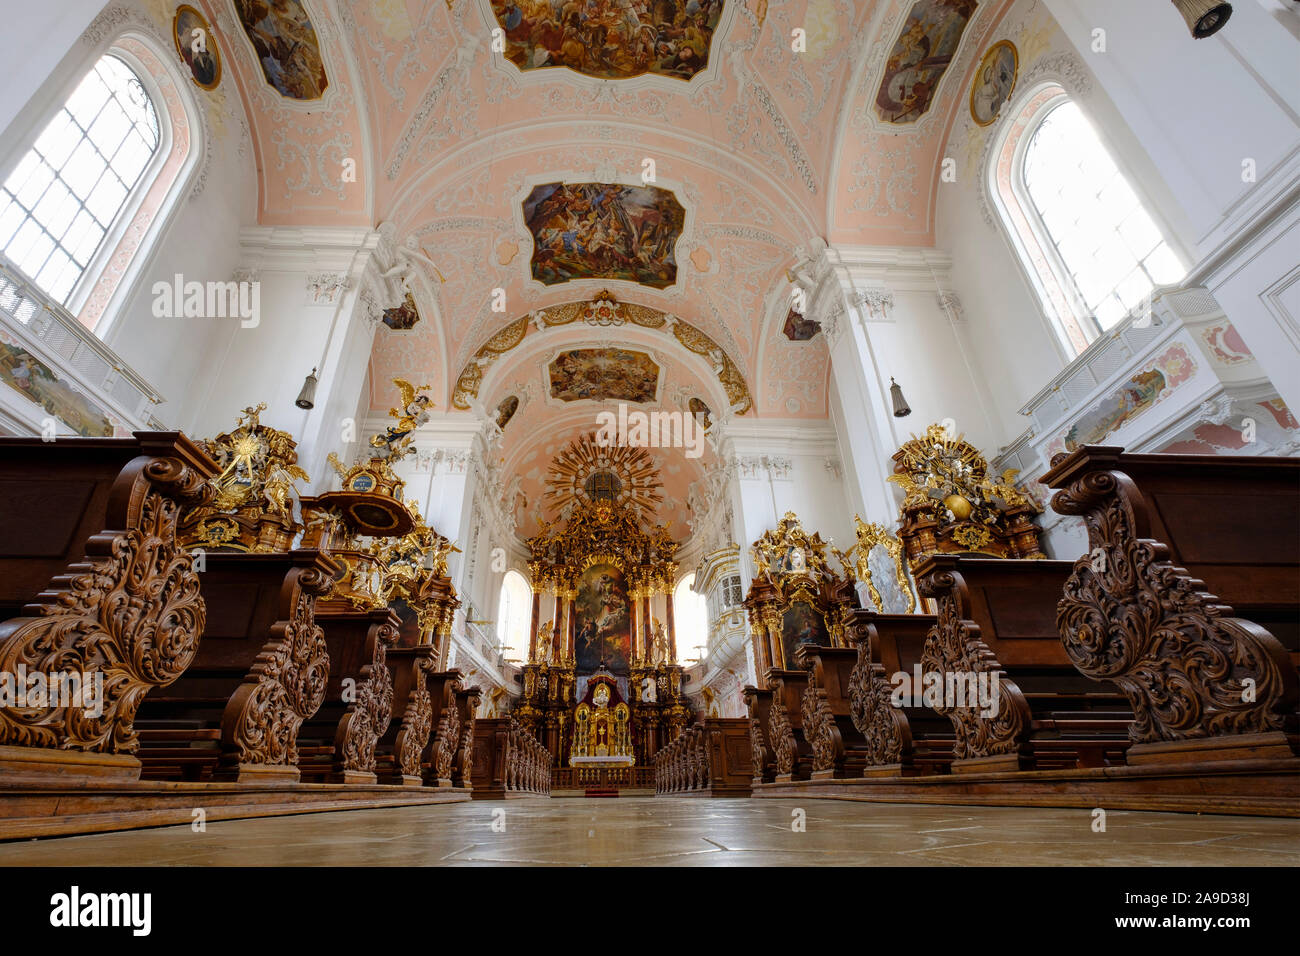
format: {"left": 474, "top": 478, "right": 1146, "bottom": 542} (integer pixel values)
{"left": 575, "top": 563, "right": 632, "bottom": 674}
{"left": 875, "top": 0, "right": 977, "bottom": 124}
{"left": 234, "top": 0, "right": 328, "bottom": 100}
{"left": 490, "top": 0, "right": 724, "bottom": 80}
{"left": 1062, "top": 344, "right": 1195, "bottom": 452}
{"left": 548, "top": 348, "right": 660, "bottom": 403}
{"left": 524, "top": 182, "right": 685, "bottom": 288}
{"left": 0, "top": 339, "right": 114, "bottom": 437}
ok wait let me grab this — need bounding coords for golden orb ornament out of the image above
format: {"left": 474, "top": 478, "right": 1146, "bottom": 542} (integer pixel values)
{"left": 944, "top": 494, "right": 973, "bottom": 521}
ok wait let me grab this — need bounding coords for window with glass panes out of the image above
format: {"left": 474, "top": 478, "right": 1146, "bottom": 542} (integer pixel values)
{"left": 1022, "top": 100, "right": 1185, "bottom": 334}
{"left": 0, "top": 54, "right": 161, "bottom": 306}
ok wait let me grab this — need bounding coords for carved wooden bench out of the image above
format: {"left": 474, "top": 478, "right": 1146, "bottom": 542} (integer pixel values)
{"left": 0, "top": 432, "right": 216, "bottom": 782}
{"left": 134, "top": 549, "right": 338, "bottom": 783}
{"left": 763, "top": 667, "right": 815, "bottom": 782}
{"left": 913, "top": 555, "right": 1133, "bottom": 773}
{"left": 295, "top": 606, "right": 400, "bottom": 784}
{"left": 373, "top": 645, "right": 440, "bottom": 786}
{"left": 1044, "top": 445, "right": 1299, "bottom": 766}
{"left": 794, "top": 644, "right": 873, "bottom": 779}
{"left": 742, "top": 685, "right": 776, "bottom": 785}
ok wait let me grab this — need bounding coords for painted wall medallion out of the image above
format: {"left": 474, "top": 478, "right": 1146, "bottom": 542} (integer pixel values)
{"left": 970, "top": 39, "right": 1018, "bottom": 127}
{"left": 173, "top": 4, "right": 222, "bottom": 91}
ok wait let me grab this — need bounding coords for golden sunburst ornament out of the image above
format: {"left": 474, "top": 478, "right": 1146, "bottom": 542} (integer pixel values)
{"left": 544, "top": 432, "right": 664, "bottom": 520}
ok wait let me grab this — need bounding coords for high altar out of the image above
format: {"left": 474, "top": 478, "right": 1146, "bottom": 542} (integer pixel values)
{"left": 511, "top": 438, "right": 692, "bottom": 773}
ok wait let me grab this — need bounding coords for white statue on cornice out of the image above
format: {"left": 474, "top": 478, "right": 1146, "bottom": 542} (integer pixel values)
{"left": 466, "top": 395, "right": 504, "bottom": 449}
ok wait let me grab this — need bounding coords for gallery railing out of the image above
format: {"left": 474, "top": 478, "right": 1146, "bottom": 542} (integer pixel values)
{"left": 0, "top": 255, "right": 166, "bottom": 433}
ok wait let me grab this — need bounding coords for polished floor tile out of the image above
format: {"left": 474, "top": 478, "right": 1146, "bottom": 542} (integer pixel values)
{"left": 2, "top": 798, "right": 1297, "bottom": 866}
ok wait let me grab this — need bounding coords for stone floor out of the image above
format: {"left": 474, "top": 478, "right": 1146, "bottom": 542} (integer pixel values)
{"left": 2, "top": 798, "right": 1298, "bottom": 866}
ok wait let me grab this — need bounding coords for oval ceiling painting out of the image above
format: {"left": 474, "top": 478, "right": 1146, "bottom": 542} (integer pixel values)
{"left": 234, "top": 0, "right": 329, "bottom": 100}
{"left": 490, "top": 0, "right": 724, "bottom": 81}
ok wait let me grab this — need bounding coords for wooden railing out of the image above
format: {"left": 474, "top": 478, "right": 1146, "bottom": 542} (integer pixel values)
{"left": 552, "top": 765, "right": 654, "bottom": 791}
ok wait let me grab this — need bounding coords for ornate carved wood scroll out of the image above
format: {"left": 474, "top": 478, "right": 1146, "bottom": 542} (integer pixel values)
{"left": 767, "top": 679, "right": 799, "bottom": 777}
{"left": 0, "top": 436, "right": 216, "bottom": 772}
{"left": 429, "top": 678, "right": 463, "bottom": 785}
{"left": 742, "top": 686, "right": 774, "bottom": 783}
{"left": 1047, "top": 453, "right": 1298, "bottom": 758}
{"left": 916, "top": 558, "right": 1034, "bottom": 771}
{"left": 219, "top": 556, "right": 335, "bottom": 779}
{"left": 844, "top": 610, "right": 913, "bottom": 771}
{"left": 393, "top": 654, "right": 436, "bottom": 780}
{"left": 457, "top": 687, "right": 481, "bottom": 786}
{"left": 332, "top": 617, "right": 398, "bottom": 780}
{"left": 800, "top": 680, "right": 842, "bottom": 774}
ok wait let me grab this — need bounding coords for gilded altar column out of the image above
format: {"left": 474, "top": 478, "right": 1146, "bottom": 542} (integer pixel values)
{"left": 565, "top": 588, "right": 576, "bottom": 662}
{"left": 528, "top": 586, "right": 541, "bottom": 661}
{"left": 761, "top": 605, "right": 784, "bottom": 671}
{"left": 641, "top": 594, "right": 652, "bottom": 657}
{"left": 665, "top": 585, "right": 677, "bottom": 662}
{"left": 629, "top": 586, "right": 641, "bottom": 661}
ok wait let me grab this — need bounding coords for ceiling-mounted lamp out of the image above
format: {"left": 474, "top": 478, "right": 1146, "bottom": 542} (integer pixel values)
{"left": 889, "top": 377, "right": 912, "bottom": 418}
{"left": 1172, "top": 0, "right": 1233, "bottom": 37}
{"left": 295, "top": 367, "right": 319, "bottom": 410}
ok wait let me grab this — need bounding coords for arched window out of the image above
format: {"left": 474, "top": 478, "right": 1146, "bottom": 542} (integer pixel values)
{"left": 673, "top": 574, "right": 709, "bottom": 662}
{"left": 496, "top": 570, "right": 532, "bottom": 661}
{"left": 992, "top": 89, "right": 1187, "bottom": 355}
{"left": 0, "top": 54, "right": 161, "bottom": 308}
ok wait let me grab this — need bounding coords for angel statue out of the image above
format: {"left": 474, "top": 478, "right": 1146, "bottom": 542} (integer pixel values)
{"left": 371, "top": 379, "right": 433, "bottom": 458}
{"left": 651, "top": 618, "right": 670, "bottom": 665}
{"left": 263, "top": 461, "right": 311, "bottom": 517}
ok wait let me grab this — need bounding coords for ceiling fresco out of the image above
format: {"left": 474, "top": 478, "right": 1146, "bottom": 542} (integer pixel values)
{"left": 490, "top": 0, "right": 725, "bottom": 80}
{"left": 548, "top": 348, "right": 662, "bottom": 403}
{"left": 186, "top": 0, "right": 1020, "bottom": 541}
{"left": 874, "top": 0, "right": 978, "bottom": 125}
{"left": 233, "top": 0, "right": 329, "bottom": 100}
{"left": 523, "top": 182, "right": 686, "bottom": 288}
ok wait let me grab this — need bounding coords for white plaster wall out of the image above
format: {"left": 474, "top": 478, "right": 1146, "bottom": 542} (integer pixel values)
{"left": 0, "top": 4, "right": 259, "bottom": 436}
{"left": 1042, "top": 0, "right": 1299, "bottom": 254}
{"left": 0, "top": 1, "right": 106, "bottom": 141}
{"left": 935, "top": 0, "right": 1299, "bottom": 459}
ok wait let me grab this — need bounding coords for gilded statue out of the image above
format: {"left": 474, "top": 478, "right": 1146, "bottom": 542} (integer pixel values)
{"left": 651, "top": 617, "right": 670, "bottom": 665}
{"left": 371, "top": 378, "right": 433, "bottom": 460}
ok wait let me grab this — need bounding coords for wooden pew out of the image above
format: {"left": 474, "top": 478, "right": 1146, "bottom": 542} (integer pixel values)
{"left": 846, "top": 611, "right": 948, "bottom": 774}
{"left": 295, "top": 607, "right": 400, "bottom": 784}
{"left": 423, "top": 669, "right": 466, "bottom": 788}
{"left": 1043, "top": 446, "right": 1299, "bottom": 765}
{"left": 133, "top": 549, "right": 338, "bottom": 782}
{"left": 794, "top": 645, "right": 867, "bottom": 779}
{"left": 371, "top": 645, "right": 433, "bottom": 785}
{"left": 763, "top": 667, "right": 815, "bottom": 782}
{"left": 913, "top": 555, "right": 1133, "bottom": 773}
{"left": 741, "top": 685, "right": 777, "bottom": 785}
{"left": 0, "top": 433, "right": 215, "bottom": 781}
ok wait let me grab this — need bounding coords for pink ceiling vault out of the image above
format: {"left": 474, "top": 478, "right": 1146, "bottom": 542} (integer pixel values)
{"left": 207, "top": 0, "right": 1015, "bottom": 542}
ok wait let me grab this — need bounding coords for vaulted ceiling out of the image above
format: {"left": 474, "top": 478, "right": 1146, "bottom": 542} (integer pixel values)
{"left": 206, "top": 0, "right": 1015, "bottom": 541}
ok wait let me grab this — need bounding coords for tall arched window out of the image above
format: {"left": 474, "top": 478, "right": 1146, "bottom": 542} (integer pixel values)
{"left": 496, "top": 570, "right": 532, "bottom": 661}
{"left": 993, "top": 89, "right": 1187, "bottom": 355}
{"left": 0, "top": 54, "right": 162, "bottom": 308}
{"left": 673, "top": 574, "right": 709, "bottom": 662}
